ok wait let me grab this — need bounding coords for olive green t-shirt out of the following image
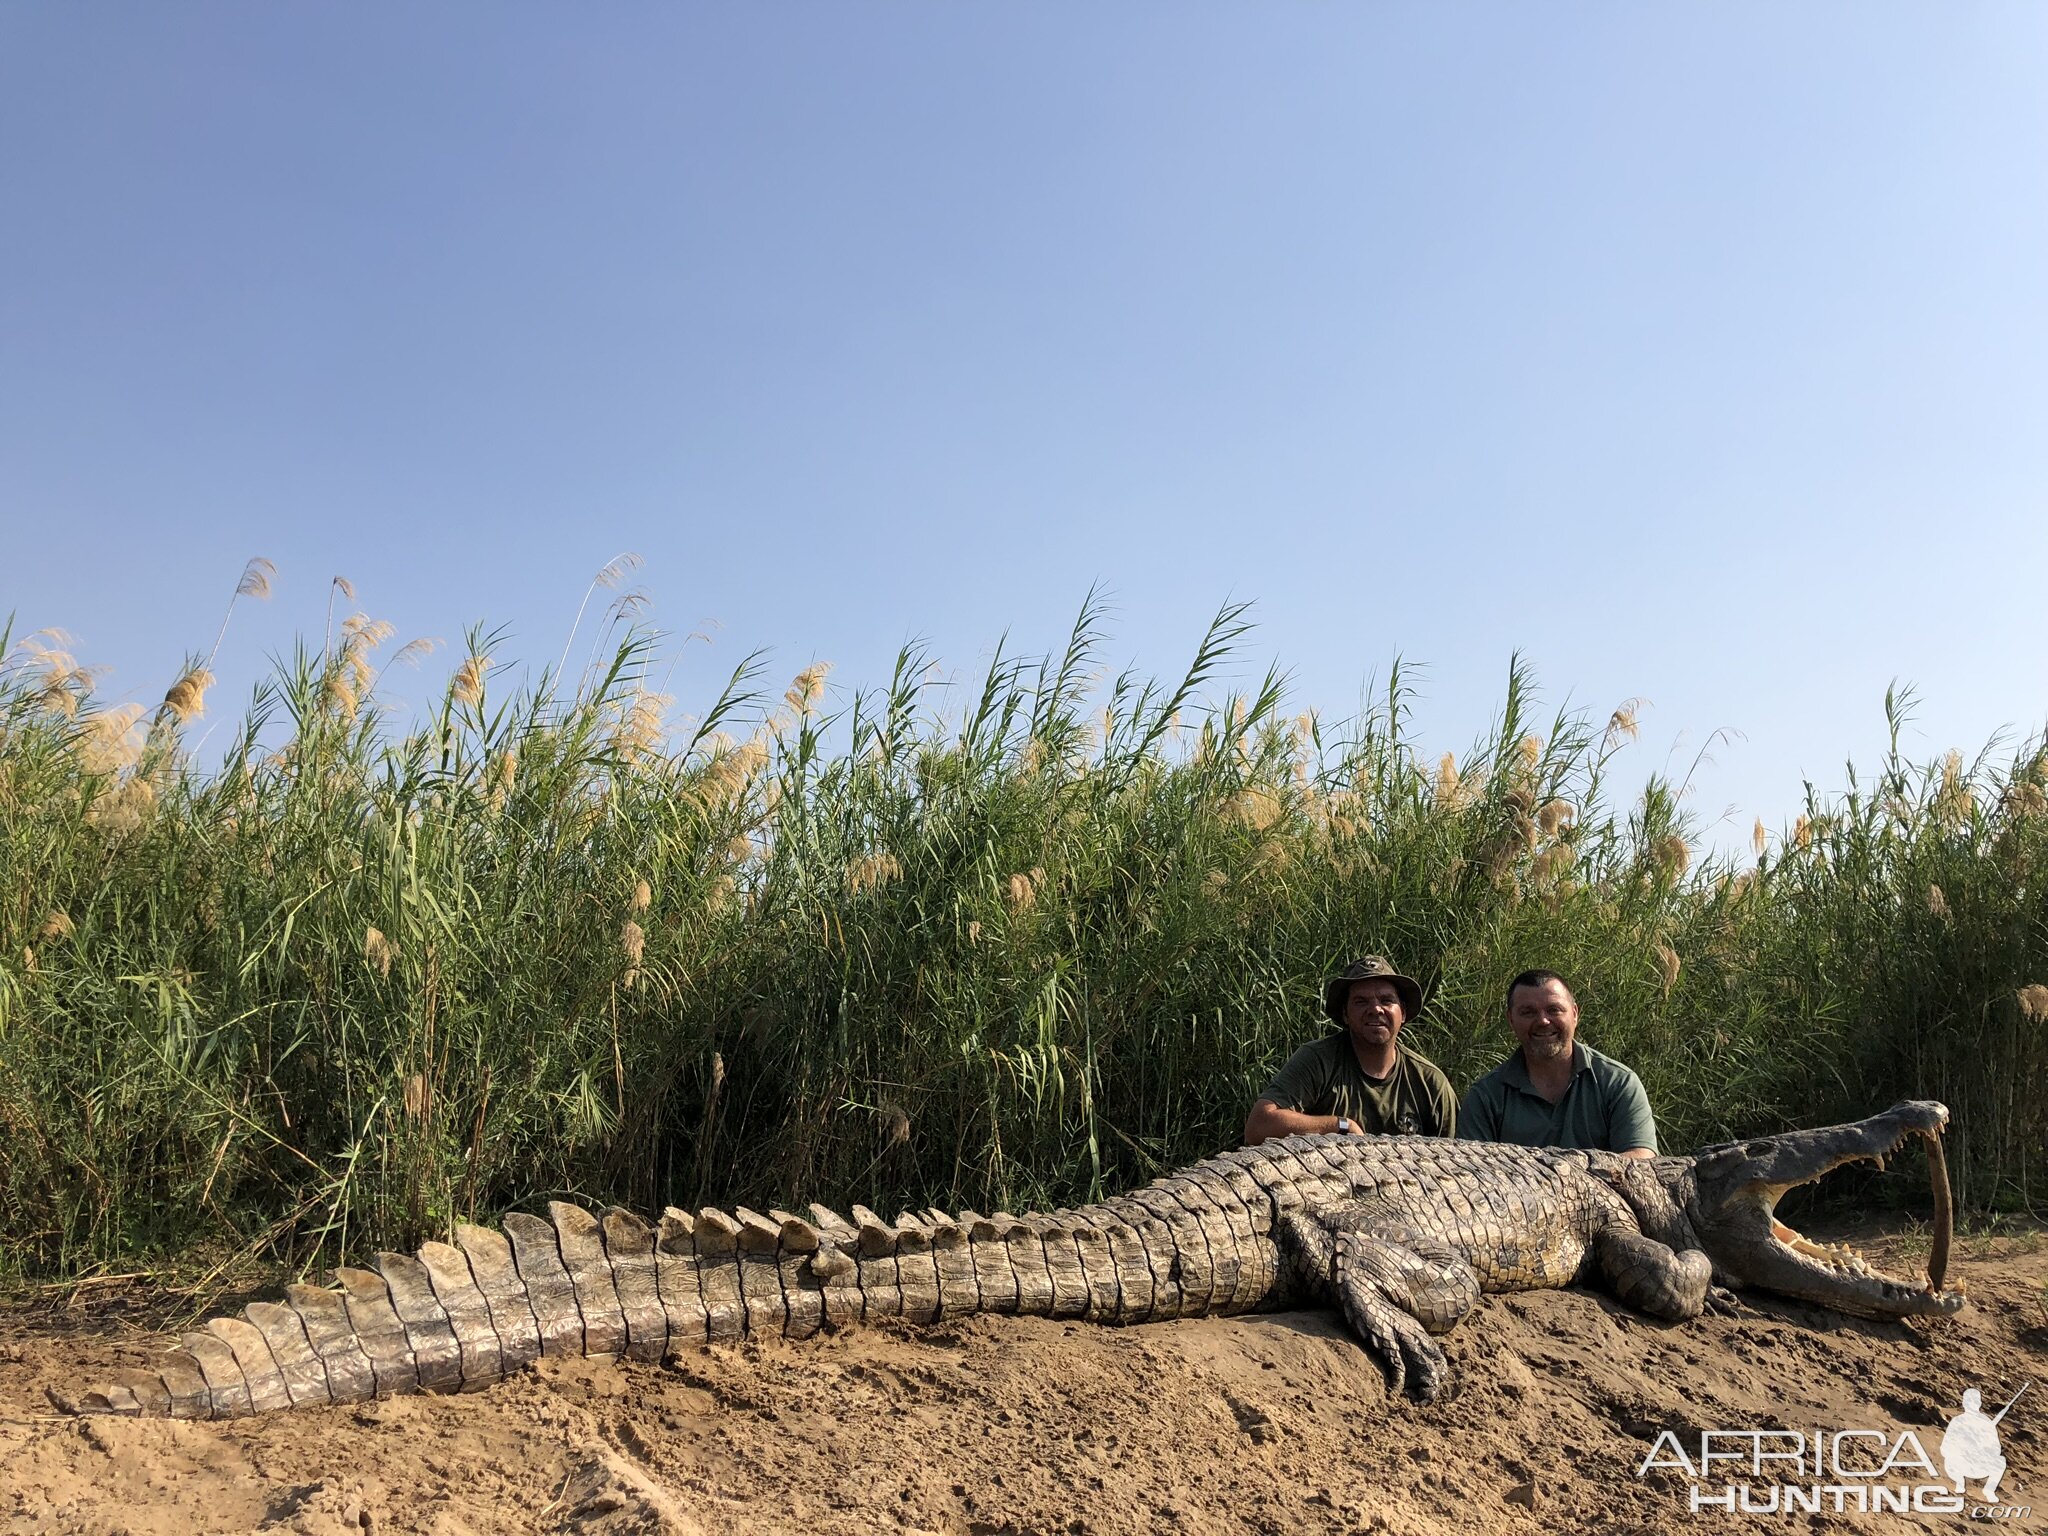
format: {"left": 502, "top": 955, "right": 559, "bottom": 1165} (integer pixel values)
{"left": 1256, "top": 1035, "right": 1458, "bottom": 1138}
{"left": 1456, "top": 1042, "right": 1658, "bottom": 1154}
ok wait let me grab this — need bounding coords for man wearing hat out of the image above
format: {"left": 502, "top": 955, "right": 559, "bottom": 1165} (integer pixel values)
{"left": 1242, "top": 956, "right": 1458, "bottom": 1145}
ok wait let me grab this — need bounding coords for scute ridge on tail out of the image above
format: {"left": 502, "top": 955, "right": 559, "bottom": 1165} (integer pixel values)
{"left": 78, "top": 1103, "right": 1967, "bottom": 1418}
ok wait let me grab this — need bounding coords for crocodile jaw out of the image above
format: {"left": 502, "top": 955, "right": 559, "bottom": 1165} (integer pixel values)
{"left": 1686, "top": 1100, "right": 1964, "bottom": 1320}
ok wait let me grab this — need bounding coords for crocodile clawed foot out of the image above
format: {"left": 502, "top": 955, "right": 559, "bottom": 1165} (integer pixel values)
{"left": 1704, "top": 1285, "right": 1746, "bottom": 1317}
{"left": 1334, "top": 1272, "right": 1449, "bottom": 1402}
{"left": 1389, "top": 1312, "right": 1451, "bottom": 1403}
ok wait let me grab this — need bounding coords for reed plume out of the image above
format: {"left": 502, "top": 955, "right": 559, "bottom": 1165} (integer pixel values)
{"left": 203, "top": 556, "right": 275, "bottom": 673}
{"left": 488, "top": 749, "right": 518, "bottom": 810}
{"left": 612, "top": 690, "right": 671, "bottom": 762}
{"left": 1433, "top": 753, "right": 1462, "bottom": 805}
{"left": 12, "top": 635, "right": 95, "bottom": 718}
{"left": 75, "top": 704, "right": 144, "bottom": 775}
{"left": 1531, "top": 844, "right": 1575, "bottom": 886}
{"left": 557, "top": 551, "right": 644, "bottom": 682}
{"left": 1935, "top": 750, "right": 1974, "bottom": 827}
{"left": 451, "top": 654, "right": 491, "bottom": 707}
{"left": 847, "top": 852, "right": 903, "bottom": 896}
{"left": 1004, "top": 867, "right": 1042, "bottom": 912}
{"left": 158, "top": 667, "right": 214, "bottom": 727}
{"left": 784, "top": 663, "right": 830, "bottom": 717}
{"left": 1605, "top": 700, "right": 1643, "bottom": 747}
{"left": 621, "top": 920, "right": 646, "bottom": 988}
{"left": 1225, "top": 786, "right": 1284, "bottom": 833}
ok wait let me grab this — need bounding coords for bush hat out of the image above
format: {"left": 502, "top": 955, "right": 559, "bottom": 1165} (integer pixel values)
{"left": 1323, "top": 956, "right": 1423, "bottom": 1025}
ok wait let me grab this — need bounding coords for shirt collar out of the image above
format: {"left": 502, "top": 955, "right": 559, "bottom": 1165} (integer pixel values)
{"left": 1331, "top": 1029, "right": 1404, "bottom": 1074}
{"left": 1504, "top": 1040, "right": 1588, "bottom": 1092}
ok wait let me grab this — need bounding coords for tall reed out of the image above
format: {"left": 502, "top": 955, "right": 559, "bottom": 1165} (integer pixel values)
{"left": 2, "top": 598, "right": 2043, "bottom": 1285}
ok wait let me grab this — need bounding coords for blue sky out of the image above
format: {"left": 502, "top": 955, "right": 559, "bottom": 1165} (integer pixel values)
{"left": 3, "top": 4, "right": 2044, "bottom": 851}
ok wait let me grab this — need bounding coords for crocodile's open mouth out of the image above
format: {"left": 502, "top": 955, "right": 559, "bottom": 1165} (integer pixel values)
{"left": 1764, "top": 1119, "right": 1957, "bottom": 1305}
{"left": 1692, "top": 1100, "right": 1963, "bottom": 1319}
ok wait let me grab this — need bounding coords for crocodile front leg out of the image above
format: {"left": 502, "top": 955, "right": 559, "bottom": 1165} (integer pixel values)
{"left": 1583, "top": 1180, "right": 1712, "bottom": 1321}
{"left": 1276, "top": 1208, "right": 1478, "bottom": 1402}
{"left": 1590, "top": 1227, "right": 1712, "bottom": 1320}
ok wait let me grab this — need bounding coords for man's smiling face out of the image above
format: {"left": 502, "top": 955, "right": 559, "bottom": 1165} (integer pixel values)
{"left": 1344, "top": 978, "right": 1407, "bottom": 1051}
{"left": 1508, "top": 976, "right": 1578, "bottom": 1064}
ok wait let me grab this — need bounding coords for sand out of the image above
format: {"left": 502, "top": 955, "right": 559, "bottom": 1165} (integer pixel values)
{"left": 3, "top": 1223, "right": 2043, "bottom": 1536}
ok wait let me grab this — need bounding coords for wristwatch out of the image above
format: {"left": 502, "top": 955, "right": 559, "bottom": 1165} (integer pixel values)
{"left": 1336, "top": 1117, "right": 1352, "bottom": 1134}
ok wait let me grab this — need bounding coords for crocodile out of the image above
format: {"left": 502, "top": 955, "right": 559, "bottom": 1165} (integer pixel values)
{"left": 80, "top": 1099, "right": 1962, "bottom": 1416}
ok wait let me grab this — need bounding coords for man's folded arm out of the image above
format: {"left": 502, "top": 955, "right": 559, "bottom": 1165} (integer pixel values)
{"left": 1243, "top": 1044, "right": 1337, "bottom": 1145}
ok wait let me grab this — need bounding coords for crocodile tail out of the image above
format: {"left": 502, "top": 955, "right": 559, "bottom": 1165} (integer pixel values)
{"left": 78, "top": 1154, "right": 1286, "bottom": 1418}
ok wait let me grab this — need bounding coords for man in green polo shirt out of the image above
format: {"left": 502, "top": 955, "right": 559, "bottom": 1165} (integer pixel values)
{"left": 1458, "top": 969, "right": 1657, "bottom": 1158}
{"left": 1243, "top": 955, "right": 1458, "bottom": 1145}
